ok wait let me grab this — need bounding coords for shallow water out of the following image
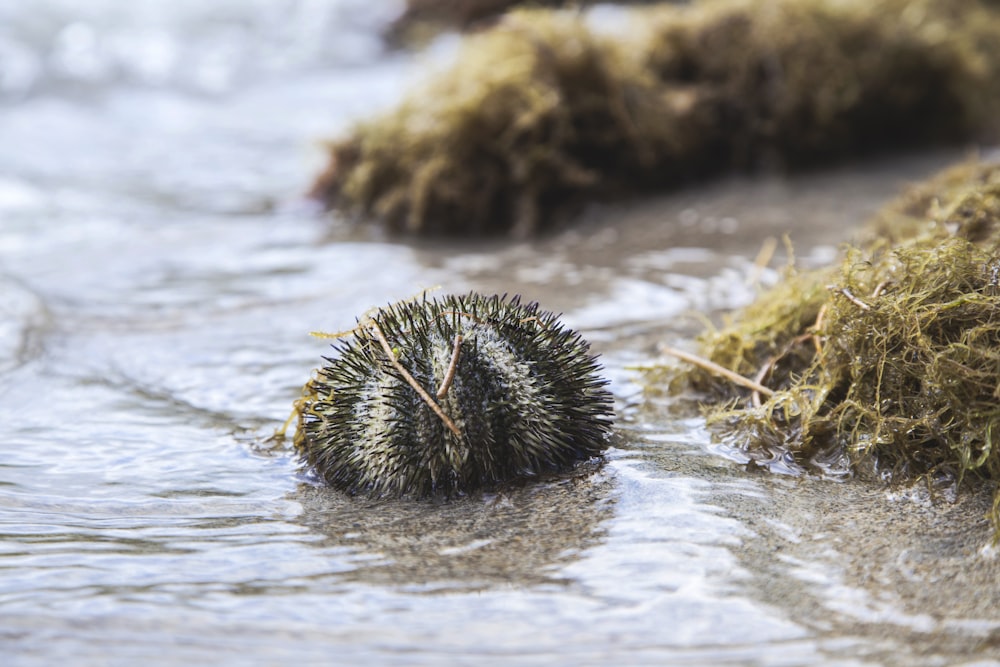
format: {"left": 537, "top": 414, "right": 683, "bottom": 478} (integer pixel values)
{"left": 3, "top": 3, "right": 1000, "bottom": 666}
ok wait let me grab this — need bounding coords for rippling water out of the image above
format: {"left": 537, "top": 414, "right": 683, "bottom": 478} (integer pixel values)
{"left": 3, "top": 2, "right": 1000, "bottom": 665}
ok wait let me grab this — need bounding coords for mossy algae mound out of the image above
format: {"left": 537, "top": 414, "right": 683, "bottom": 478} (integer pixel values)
{"left": 670, "top": 161, "right": 1000, "bottom": 522}
{"left": 315, "top": 10, "right": 659, "bottom": 236}
{"left": 293, "top": 293, "right": 614, "bottom": 498}
{"left": 313, "top": 0, "right": 1000, "bottom": 236}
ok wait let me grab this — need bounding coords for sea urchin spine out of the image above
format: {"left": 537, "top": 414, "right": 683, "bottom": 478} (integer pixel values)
{"left": 294, "top": 293, "right": 614, "bottom": 498}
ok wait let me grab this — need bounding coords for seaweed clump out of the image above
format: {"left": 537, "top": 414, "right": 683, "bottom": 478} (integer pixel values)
{"left": 669, "top": 162, "right": 1000, "bottom": 521}
{"left": 313, "top": 0, "right": 1000, "bottom": 236}
{"left": 292, "top": 293, "right": 613, "bottom": 498}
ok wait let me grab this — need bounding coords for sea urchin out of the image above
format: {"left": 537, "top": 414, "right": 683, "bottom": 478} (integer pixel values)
{"left": 293, "top": 293, "right": 614, "bottom": 497}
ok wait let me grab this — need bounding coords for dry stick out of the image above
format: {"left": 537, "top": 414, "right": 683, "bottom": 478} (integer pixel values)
{"left": 369, "top": 319, "right": 462, "bottom": 438}
{"left": 750, "top": 300, "right": 832, "bottom": 408}
{"left": 812, "top": 303, "right": 827, "bottom": 356}
{"left": 436, "top": 334, "right": 463, "bottom": 399}
{"left": 751, "top": 363, "right": 771, "bottom": 409}
{"left": 750, "top": 329, "right": 819, "bottom": 408}
{"left": 829, "top": 284, "right": 871, "bottom": 310}
{"left": 438, "top": 310, "right": 481, "bottom": 324}
{"left": 661, "top": 345, "right": 775, "bottom": 397}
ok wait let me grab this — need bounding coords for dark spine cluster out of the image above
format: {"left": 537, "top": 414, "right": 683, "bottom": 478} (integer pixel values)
{"left": 295, "top": 293, "right": 613, "bottom": 498}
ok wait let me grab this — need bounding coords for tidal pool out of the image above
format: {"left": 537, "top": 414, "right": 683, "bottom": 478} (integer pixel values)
{"left": 2, "top": 2, "right": 999, "bottom": 665}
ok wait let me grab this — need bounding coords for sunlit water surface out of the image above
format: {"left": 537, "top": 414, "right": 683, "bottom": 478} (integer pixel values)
{"left": 3, "top": 2, "right": 1000, "bottom": 665}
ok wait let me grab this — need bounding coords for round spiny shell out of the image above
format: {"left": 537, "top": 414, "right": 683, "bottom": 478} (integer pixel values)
{"left": 295, "top": 293, "right": 614, "bottom": 497}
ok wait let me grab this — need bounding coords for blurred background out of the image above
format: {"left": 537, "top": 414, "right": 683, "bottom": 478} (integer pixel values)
{"left": 2, "top": 2, "right": 999, "bottom": 666}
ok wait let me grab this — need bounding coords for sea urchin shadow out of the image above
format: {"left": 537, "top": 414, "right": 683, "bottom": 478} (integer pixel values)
{"left": 293, "top": 293, "right": 614, "bottom": 498}
{"left": 291, "top": 461, "right": 615, "bottom": 591}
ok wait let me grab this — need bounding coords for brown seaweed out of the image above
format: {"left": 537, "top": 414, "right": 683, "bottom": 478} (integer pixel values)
{"left": 313, "top": 0, "right": 1000, "bottom": 236}
{"left": 666, "top": 161, "right": 1000, "bottom": 526}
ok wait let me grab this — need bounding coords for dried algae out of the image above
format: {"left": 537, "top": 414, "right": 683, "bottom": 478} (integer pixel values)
{"left": 667, "top": 161, "right": 1000, "bottom": 526}
{"left": 313, "top": 0, "right": 1000, "bottom": 236}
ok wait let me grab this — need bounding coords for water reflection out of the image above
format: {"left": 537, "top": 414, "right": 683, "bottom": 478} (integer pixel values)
{"left": 291, "top": 462, "right": 615, "bottom": 591}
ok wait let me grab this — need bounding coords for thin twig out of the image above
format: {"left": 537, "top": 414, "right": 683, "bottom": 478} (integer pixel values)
{"left": 661, "top": 345, "right": 775, "bottom": 397}
{"left": 751, "top": 363, "right": 772, "bottom": 408}
{"left": 748, "top": 299, "right": 829, "bottom": 408}
{"left": 436, "top": 334, "right": 463, "bottom": 399}
{"left": 811, "top": 303, "right": 827, "bottom": 356}
{"left": 828, "top": 285, "right": 871, "bottom": 311}
{"left": 310, "top": 328, "right": 359, "bottom": 340}
{"left": 369, "top": 319, "right": 462, "bottom": 438}
{"left": 438, "top": 310, "right": 481, "bottom": 324}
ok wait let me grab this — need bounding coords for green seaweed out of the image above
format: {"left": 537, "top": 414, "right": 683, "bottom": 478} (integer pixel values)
{"left": 313, "top": 0, "right": 1000, "bottom": 236}
{"left": 314, "top": 10, "right": 662, "bottom": 236}
{"left": 667, "top": 161, "right": 1000, "bottom": 527}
